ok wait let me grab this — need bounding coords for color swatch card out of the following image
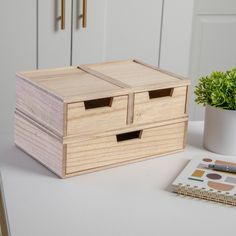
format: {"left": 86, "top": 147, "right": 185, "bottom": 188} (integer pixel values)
{"left": 172, "top": 157, "right": 236, "bottom": 206}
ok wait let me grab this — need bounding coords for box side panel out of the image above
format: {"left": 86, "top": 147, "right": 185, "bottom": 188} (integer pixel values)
{"left": 14, "top": 112, "right": 64, "bottom": 177}
{"left": 16, "top": 77, "right": 64, "bottom": 136}
{"left": 66, "top": 121, "right": 186, "bottom": 175}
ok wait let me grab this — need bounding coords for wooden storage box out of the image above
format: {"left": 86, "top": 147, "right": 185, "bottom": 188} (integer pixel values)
{"left": 15, "top": 60, "right": 190, "bottom": 178}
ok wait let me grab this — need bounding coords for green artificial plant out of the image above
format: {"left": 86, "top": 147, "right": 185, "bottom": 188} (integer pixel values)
{"left": 194, "top": 66, "right": 236, "bottom": 110}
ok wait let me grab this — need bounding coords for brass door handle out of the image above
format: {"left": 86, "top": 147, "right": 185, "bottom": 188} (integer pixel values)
{"left": 82, "top": 0, "right": 87, "bottom": 28}
{"left": 61, "top": 0, "right": 65, "bottom": 30}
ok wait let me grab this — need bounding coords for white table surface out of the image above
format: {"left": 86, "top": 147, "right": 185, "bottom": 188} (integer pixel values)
{"left": 0, "top": 121, "right": 236, "bottom": 236}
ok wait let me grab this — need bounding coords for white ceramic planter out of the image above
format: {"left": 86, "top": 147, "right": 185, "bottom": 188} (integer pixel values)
{"left": 204, "top": 104, "right": 236, "bottom": 156}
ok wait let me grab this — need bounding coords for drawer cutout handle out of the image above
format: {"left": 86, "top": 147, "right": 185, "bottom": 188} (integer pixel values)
{"left": 148, "top": 88, "right": 174, "bottom": 99}
{"left": 84, "top": 97, "right": 113, "bottom": 109}
{"left": 116, "top": 130, "right": 142, "bottom": 142}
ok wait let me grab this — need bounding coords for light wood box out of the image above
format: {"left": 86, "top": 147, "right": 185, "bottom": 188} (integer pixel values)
{"left": 15, "top": 60, "right": 190, "bottom": 178}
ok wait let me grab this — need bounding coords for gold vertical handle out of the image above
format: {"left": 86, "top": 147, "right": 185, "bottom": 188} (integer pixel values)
{"left": 61, "top": 0, "right": 65, "bottom": 30}
{"left": 82, "top": 0, "right": 87, "bottom": 28}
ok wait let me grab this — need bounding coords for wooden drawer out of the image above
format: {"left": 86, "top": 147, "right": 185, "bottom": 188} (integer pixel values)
{"left": 15, "top": 110, "right": 187, "bottom": 178}
{"left": 66, "top": 95, "right": 128, "bottom": 136}
{"left": 133, "top": 86, "right": 187, "bottom": 125}
{"left": 66, "top": 121, "right": 187, "bottom": 175}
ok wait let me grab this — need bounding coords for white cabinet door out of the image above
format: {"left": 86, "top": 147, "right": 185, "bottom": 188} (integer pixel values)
{"left": 189, "top": 0, "right": 236, "bottom": 120}
{"left": 72, "top": 0, "right": 163, "bottom": 66}
{"left": 38, "top": 0, "right": 72, "bottom": 69}
{"left": 159, "top": 0, "right": 194, "bottom": 77}
{"left": 105, "top": 0, "right": 163, "bottom": 65}
{"left": 71, "top": 0, "right": 107, "bottom": 65}
{"left": 0, "top": 0, "right": 36, "bottom": 134}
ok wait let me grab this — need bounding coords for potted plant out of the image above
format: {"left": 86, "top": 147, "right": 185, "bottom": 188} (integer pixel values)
{"left": 195, "top": 66, "right": 236, "bottom": 155}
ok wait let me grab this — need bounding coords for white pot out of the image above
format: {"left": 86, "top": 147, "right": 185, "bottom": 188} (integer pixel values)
{"left": 204, "top": 104, "right": 236, "bottom": 156}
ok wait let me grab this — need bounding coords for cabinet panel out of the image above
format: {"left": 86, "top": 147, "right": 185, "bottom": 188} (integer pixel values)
{"left": 159, "top": 0, "right": 194, "bottom": 76}
{"left": 38, "top": 0, "right": 72, "bottom": 69}
{"left": 189, "top": 0, "right": 236, "bottom": 120}
{"left": 105, "top": 0, "right": 163, "bottom": 65}
{"left": 0, "top": 0, "right": 36, "bottom": 134}
{"left": 72, "top": 0, "right": 163, "bottom": 66}
{"left": 72, "top": 0, "right": 107, "bottom": 65}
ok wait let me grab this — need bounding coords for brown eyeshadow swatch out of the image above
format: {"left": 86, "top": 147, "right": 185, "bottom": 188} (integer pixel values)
{"left": 208, "top": 181, "right": 234, "bottom": 191}
{"left": 206, "top": 173, "right": 222, "bottom": 180}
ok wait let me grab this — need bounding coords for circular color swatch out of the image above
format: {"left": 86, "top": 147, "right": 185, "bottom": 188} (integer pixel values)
{"left": 206, "top": 173, "right": 222, "bottom": 180}
{"left": 203, "top": 158, "right": 212, "bottom": 162}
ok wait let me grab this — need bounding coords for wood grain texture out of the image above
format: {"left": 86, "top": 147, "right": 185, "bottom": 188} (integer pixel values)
{"left": 86, "top": 60, "right": 190, "bottom": 88}
{"left": 65, "top": 149, "right": 184, "bottom": 178}
{"left": 133, "top": 59, "right": 189, "bottom": 81}
{"left": 63, "top": 116, "right": 188, "bottom": 144}
{"left": 67, "top": 95, "right": 128, "bottom": 136}
{"left": 133, "top": 86, "right": 187, "bottom": 125}
{"left": 14, "top": 110, "right": 187, "bottom": 178}
{"left": 0, "top": 191, "right": 8, "bottom": 236}
{"left": 17, "top": 67, "right": 121, "bottom": 102}
{"left": 66, "top": 121, "right": 186, "bottom": 175}
{"left": 17, "top": 67, "right": 81, "bottom": 81}
{"left": 16, "top": 77, "right": 64, "bottom": 136}
{"left": 184, "top": 85, "right": 189, "bottom": 114}
{"left": 127, "top": 93, "right": 135, "bottom": 124}
{"left": 183, "top": 121, "right": 188, "bottom": 148}
{"left": 77, "top": 65, "right": 131, "bottom": 88}
{"left": 16, "top": 60, "right": 190, "bottom": 103}
{"left": 14, "top": 112, "right": 64, "bottom": 177}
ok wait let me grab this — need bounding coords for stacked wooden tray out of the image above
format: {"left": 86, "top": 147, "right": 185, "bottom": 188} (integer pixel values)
{"left": 15, "top": 60, "right": 190, "bottom": 178}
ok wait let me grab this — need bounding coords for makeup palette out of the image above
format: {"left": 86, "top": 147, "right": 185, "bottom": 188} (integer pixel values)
{"left": 172, "top": 157, "right": 236, "bottom": 206}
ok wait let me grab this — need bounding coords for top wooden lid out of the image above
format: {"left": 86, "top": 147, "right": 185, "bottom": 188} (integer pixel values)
{"left": 17, "top": 60, "right": 190, "bottom": 103}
